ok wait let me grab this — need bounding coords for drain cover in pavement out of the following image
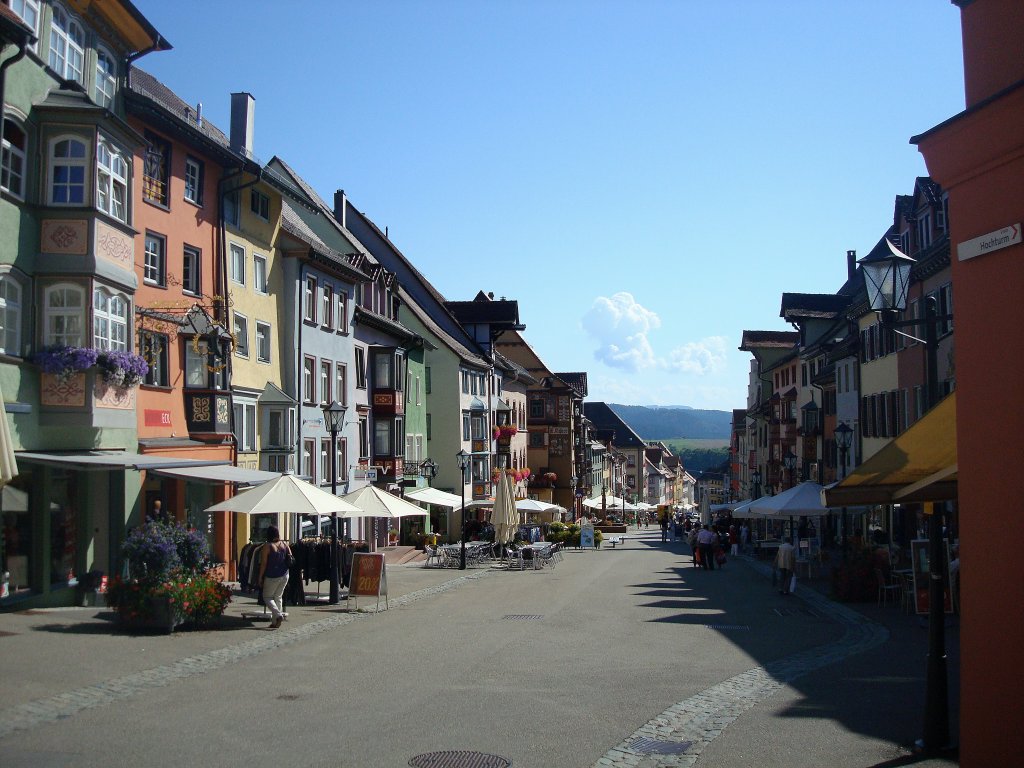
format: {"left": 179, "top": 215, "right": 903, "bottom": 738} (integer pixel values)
{"left": 627, "top": 737, "right": 693, "bottom": 755}
{"left": 408, "top": 751, "right": 511, "bottom": 768}
{"left": 503, "top": 614, "right": 543, "bottom": 620}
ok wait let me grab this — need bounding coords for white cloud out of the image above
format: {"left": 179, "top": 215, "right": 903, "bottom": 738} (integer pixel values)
{"left": 581, "top": 292, "right": 660, "bottom": 372}
{"left": 664, "top": 336, "right": 729, "bottom": 375}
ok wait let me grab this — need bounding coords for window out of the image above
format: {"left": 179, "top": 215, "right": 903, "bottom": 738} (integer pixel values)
{"left": 335, "top": 363, "right": 347, "bottom": 405}
{"left": 916, "top": 211, "right": 932, "bottom": 251}
{"left": 95, "top": 48, "right": 117, "bottom": 108}
{"left": 426, "top": 413, "right": 431, "bottom": 441}
{"left": 462, "top": 412, "right": 470, "bottom": 441}
{"left": 339, "top": 438, "right": 348, "bottom": 482}
{"left": 10, "top": 1, "right": 40, "bottom": 48}
{"left": 184, "top": 157, "right": 203, "bottom": 205}
{"left": 230, "top": 243, "right": 245, "bottom": 285}
{"left": 358, "top": 417, "right": 369, "bottom": 459}
{"left": 425, "top": 366, "right": 431, "bottom": 394}
{"left": 374, "top": 352, "right": 393, "bottom": 388}
{"left": 144, "top": 233, "right": 166, "bottom": 286}
{"left": 320, "top": 360, "right": 331, "bottom": 404}
{"left": 0, "top": 274, "right": 23, "bottom": 355}
{"left": 233, "top": 400, "right": 257, "bottom": 452}
{"left": 49, "top": 5, "right": 84, "bottom": 82}
{"left": 49, "top": 136, "right": 87, "bottom": 205}
{"left": 530, "top": 399, "right": 544, "bottom": 418}
{"left": 233, "top": 313, "right": 249, "bottom": 357}
{"left": 320, "top": 438, "right": 331, "bottom": 485}
{"left": 303, "top": 439, "right": 315, "bottom": 482}
{"left": 224, "top": 190, "right": 240, "bottom": 227}
{"left": 267, "top": 407, "right": 293, "bottom": 448}
{"left": 303, "top": 276, "right": 316, "bottom": 322}
{"left": 182, "top": 245, "right": 201, "bottom": 295}
{"left": 303, "top": 356, "right": 315, "bottom": 403}
{"left": 255, "top": 322, "right": 270, "bottom": 363}
{"left": 355, "top": 347, "right": 366, "bottom": 389}
{"left": 250, "top": 189, "right": 269, "bottom": 220}
{"left": 337, "top": 291, "right": 349, "bottom": 333}
{"left": 140, "top": 331, "right": 168, "bottom": 386}
{"left": 936, "top": 283, "right": 954, "bottom": 336}
{"left": 96, "top": 137, "right": 128, "bottom": 222}
{"left": 44, "top": 283, "right": 84, "bottom": 346}
{"left": 185, "top": 339, "right": 225, "bottom": 390}
{"left": 322, "top": 285, "right": 333, "bottom": 329}
{"left": 93, "top": 287, "right": 128, "bottom": 351}
{"left": 253, "top": 254, "right": 267, "bottom": 294}
{"left": 142, "top": 132, "right": 170, "bottom": 206}
{"left": 374, "top": 419, "right": 392, "bottom": 456}
{"left": 471, "top": 413, "right": 485, "bottom": 440}
{"left": 1, "top": 120, "right": 27, "bottom": 198}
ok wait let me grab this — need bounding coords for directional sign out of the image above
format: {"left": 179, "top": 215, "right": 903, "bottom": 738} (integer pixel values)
{"left": 958, "top": 223, "right": 1021, "bottom": 261}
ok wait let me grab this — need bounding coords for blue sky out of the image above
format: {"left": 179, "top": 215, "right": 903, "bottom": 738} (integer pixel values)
{"left": 133, "top": 0, "right": 965, "bottom": 412}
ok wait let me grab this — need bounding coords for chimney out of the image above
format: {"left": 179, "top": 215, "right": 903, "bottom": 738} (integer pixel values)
{"left": 196, "top": 102, "right": 203, "bottom": 128}
{"left": 229, "top": 92, "right": 255, "bottom": 156}
{"left": 846, "top": 249, "right": 857, "bottom": 281}
{"left": 333, "top": 190, "right": 347, "bottom": 228}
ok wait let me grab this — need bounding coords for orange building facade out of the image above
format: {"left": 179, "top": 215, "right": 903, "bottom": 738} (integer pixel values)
{"left": 912, "top": 0, "right": 1024, "bottom": 763}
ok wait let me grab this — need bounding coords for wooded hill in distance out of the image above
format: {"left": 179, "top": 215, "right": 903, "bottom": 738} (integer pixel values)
{"left": 608, "top": 404, "right": 731, "bottom": 441}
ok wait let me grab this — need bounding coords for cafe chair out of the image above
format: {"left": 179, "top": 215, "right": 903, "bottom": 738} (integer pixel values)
{"left": 423, "top": 545, "right": 443, "bottom": 568}
{"left": 875, "top": 568, "right": 902, "bottom": 607}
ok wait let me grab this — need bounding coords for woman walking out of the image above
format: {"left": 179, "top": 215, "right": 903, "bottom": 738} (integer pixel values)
{"left": 257, "top": 525, "right": 293, "bottom": 629}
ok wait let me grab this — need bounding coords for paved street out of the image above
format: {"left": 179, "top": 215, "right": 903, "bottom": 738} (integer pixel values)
{"left": 0, "top": 529, "right": 959, "bottom": 768}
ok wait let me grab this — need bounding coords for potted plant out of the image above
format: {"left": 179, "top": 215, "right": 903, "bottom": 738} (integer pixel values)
{"left": 388, "top": 527, "right": 399, "bottom": 545}
{"left": 106, "top": 520, "right": 231, "bottom": 632}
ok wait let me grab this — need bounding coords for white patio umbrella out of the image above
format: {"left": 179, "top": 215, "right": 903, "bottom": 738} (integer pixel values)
{"left": 205, "top": 473, "right": 361, "bottom": 516}
{"left": 339, "top": 484, "right": 429, "bottom": 519}
{"left": 582, "top": 494, "right": 635, "bottom": 511}
{"left": 515, "top": 499, "right": 561, "bottom": 514}
{"left": 491, "top": 473, "right": 518, "bottom": 545}
{"left": 749, "top": 482, "right": 834, "bottom": 517}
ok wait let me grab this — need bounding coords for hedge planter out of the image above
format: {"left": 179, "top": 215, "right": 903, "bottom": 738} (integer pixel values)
{"left": 116, "top": 595, "right": 185, "bottom": 635}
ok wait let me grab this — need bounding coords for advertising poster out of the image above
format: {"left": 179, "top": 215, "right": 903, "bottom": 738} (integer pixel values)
{"left": 349, "top": 552, "right": 388, "bottom": 610}
{"left": 580, "top": 525, "right": 595, "bottom": 549}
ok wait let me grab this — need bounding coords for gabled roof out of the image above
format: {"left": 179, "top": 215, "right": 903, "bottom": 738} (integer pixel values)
{"left": 279, "top": 201, "right": 368, "bottom": 281}
{"left": 445, "top": 293, "right": 524, "bottom": 331}
{"left": 554, "top": 372, "right": 588, "bottom": 398}
{"left": 739, "top": 330, "right": 800, "bottom": 351}
{"left": 779, "top": 293, "right": 851, "bottom": 322}
{"left": 398, "top": 286, "right": 490, "bottom": 369}
{"left": 583, "top": 401, "right": 645, "bottom": 448}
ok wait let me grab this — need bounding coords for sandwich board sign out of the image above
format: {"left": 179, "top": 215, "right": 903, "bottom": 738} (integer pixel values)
{"left": 349, "top": 552, "right": 388, "bottom": 611}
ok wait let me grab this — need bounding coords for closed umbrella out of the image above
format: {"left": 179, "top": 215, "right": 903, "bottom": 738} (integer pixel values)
{"left": 491, "top": 473, "right": 518, "bottom": 545}
{"left": 0, "top": 381, "right": 18, "bottom": 486}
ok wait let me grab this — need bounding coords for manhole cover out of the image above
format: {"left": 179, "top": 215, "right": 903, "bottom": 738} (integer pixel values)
{"left": 409, "top": 751, "right": 511, "bottom": 768}
{"left": 502, "top": 614, "right": 543, "bottom": 621}
{"left": 276, "top": 694, "right": 300, "bottom": 701}
{"left": 627, "top": 737, "right": 693, "bottom": 755}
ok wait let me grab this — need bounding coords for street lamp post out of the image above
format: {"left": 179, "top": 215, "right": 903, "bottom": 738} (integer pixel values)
{"left": 835, "top": 422, "right": 854, "bottom": 561}
{"left": 783, "top": 449, "right": 798, "bottom": 489}
{"left": 859, "top": 244, "right": 953, "bottom": 754}
{"left": 456, "top": 449, "right": 470, "bottom": 570}
{"left": 322, "top": 400, "right": 347, "bottom": 605}
{"left": 751, "top": 468, "right": 761, "bottom": 500}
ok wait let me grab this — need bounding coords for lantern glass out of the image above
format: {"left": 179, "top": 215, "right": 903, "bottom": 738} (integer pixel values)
{"left": 858, "top": 241, "right": 915, "bottom": 312}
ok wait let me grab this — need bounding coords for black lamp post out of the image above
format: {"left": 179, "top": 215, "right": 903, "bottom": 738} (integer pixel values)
{"left": 456, "top": 449, "right": 470, "bottom": 570}
{"left": 322, "top": 400, "right": 347, "bottom": 605}
{"left": 859, "top": 244, "right": 953, "bottom": 754}
{"left": 783, "top": 449, "right": 798, "bottom": 489}
{"left": 751, "top": 468, "right": 762, "bottom": 500}
{"left": 835, "top": 422, "right": 854, "bottom": 560}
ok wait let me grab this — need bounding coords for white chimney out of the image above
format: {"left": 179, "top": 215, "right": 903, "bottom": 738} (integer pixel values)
{"left": 230, "top": 92, "right": 255, "bottom": 156}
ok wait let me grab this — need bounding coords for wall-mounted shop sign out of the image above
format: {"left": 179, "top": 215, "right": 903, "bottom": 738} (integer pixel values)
{"left": 958, "top": 223, "right": 1020, "bottom": 261}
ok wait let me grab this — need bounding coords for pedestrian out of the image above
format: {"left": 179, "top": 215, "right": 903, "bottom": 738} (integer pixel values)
{"left": 688, "top": 525, "right": 700, "bottom": 566}
{"left": 257, "top": 525, "right": 293, "bottom": 628}
{"left": 729, "top": 524, "right": 739, "bottom": 557}
{"left": 740, "top": 522, "right": 750, "bottom": 554}
{"left": 775, "top": 540, "right": 795, "bottom": 595}
{"left": 660, "top": 513, "right": 669, "bottom": 543}
{"left": 697, "top": 524, "right": 716, "bottom": 571}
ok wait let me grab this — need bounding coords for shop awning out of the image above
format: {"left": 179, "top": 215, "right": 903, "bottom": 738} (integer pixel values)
{"left": 15, "top": 452, "right": 278, "bottom": 485}
{"left": 16, "top": 451, "right": 231, "bottom": 471}
{"left": 824, "top": 393, "right": 958, "bottom": 506}
{"left": 147, "top": 465, "right": 280, "bottom": 486}
{"left": 403, "top": 486, "right": 465, "bottom": 510}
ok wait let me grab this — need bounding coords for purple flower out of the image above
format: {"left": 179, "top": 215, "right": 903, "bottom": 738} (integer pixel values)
{"left": 97, "top": 350, "right": 149, "bottom": 388}
{"left": 32, "top": 346, "right": 98, "bottom": 381}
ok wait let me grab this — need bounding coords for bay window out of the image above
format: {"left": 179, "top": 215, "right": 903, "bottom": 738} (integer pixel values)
{"left": 43, "top": 283, "right": 84, "bottom": 346}
{"left": 93, "top": 287, "right": 128, "bottom": 351}
{"left": 49, "top": 136, "right": 87, "bottom": 205}
{"left": 1, "top": 120, "right": 27, "bottom": 198}
{"left": 96, "top": 137, "right": 128, "bottom": 223}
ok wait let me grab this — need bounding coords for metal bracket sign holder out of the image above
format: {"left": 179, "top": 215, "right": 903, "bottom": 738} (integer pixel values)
{"left": 348, "top": 552, "right": 388, "bottom": 612}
